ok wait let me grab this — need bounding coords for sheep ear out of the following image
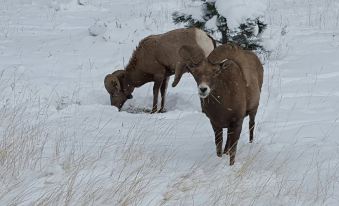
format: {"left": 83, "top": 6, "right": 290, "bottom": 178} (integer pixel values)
{"left": 179, "top": 45, "right": 204, "bottom": 65}
{"left": 208, "top": 44, "right": 232, "bottom": 65}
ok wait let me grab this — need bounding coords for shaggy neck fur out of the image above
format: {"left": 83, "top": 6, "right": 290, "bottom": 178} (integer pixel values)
{"left": 125, "top": 49, "right": 138, "bottom": 72}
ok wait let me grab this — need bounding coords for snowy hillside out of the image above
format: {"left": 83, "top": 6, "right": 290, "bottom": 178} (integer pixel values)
{"left": 1, "top": 0, "right": 339, "bottom": 205}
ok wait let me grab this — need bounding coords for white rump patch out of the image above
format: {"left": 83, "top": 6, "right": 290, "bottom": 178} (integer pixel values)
{"left": 194, "top": 29, "right": 214, "bottom": 57}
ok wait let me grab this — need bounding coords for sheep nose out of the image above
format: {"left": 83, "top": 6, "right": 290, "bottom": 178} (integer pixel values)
{"left": 198, "top": 84, "right": 210, "bottom": 98}
{"left": 200, "top": 87, "right": 207, "bottom": 93}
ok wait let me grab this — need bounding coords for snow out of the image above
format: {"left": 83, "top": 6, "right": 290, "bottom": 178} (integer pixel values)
{"left": 48, "top": 0, "right": 61, "bottom": 11}
{"left": 77, "top": 0, "right": 89, "bottom": 6}
{"left": 88, "top": 20, "right": 107, "bottom": 36}
{"left": 216, "top": 0, "right": 267, "bottom": 29}
{"left": 204, "top": 15, "right": 218, "bottom": 31}
{"left": 174, "top": 1, "right": 205, "bottom": 22}
{"left": 1, "top": 0, "right": 339, "bottom": 205}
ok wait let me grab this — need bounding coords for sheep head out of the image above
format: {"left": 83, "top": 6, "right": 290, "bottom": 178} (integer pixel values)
{"left": 104, "top": 70, "right": 133, "bottom": 110}
{"left": 178, "top": 45, "right": 231, "bottom": 98}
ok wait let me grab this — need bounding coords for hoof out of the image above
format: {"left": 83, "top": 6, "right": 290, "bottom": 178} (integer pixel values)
{"left": 158, "top": 108, "right": 166, "bottom": 113}
{"left": 150, "top": 108, "right": 158, "bottom": 114}
{"left": 229, "top": 156, "right": 235, "bottom": 165}
{"left": 223, "top": 148, "right": 229, "bottom": 155}
{"left": 216, "top": 149, "right": 222, "bottom": 157}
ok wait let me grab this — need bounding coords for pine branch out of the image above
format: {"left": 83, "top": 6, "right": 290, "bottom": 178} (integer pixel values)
{"left": 172, "top": 12, "right": 205, "bottom": 29}
{"left": 172, "top": 0, "right": 268, "bottom": 51}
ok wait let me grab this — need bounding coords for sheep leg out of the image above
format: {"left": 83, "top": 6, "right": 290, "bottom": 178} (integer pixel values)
{"left": 228, "top": 121, "right": 243, "bottom": 165}
{"left": 159, "top": 77, "right": 169, "bottom": 113}
{"left": 151, "top": 74, "right": 165, "bottom": 114}
{"left": 151, "top": 79, "right": 163, "bottom": 113}
{"left": 224, "top": 131, "right": 231, "bottom": 155}
{"left": 211, "top": 122, "right": 223, "bottom": 157}
{"left": 249, "top": 109, "right": 257, "bottom": 143}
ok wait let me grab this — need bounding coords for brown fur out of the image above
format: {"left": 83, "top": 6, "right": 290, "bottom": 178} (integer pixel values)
{"left": 179, "top": 43, "right": 264, "bottom": 165}
{"left": 104, "top": 28, "right": 215, "bottom": 113}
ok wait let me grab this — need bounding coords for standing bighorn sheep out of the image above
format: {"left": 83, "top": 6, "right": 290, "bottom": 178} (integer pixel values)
{"left": 104, "top": 28, "right": 215, "bottom": 113}
{"left": 178, "top": 43, "right": 263, "bottom": 165}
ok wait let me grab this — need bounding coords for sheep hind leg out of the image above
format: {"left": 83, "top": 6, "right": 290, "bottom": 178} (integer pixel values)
{"left": 158, "top": 77, "right": 169, "bottom": 113}
{"left": 249, "top": 109, "right": 257, "bottom": 143}
{"left": 151, "top": 79, "right": 163, "bottom": 114}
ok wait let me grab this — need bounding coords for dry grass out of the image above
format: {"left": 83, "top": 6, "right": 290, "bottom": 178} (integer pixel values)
{"left": 0, "top": 70, "right": 175, "bottom": 205}
{"left": 1, "top": 62, "right": 339, "bottom": 206}
{"left": 1, "top": 0, "right": 339, "bottom": 205}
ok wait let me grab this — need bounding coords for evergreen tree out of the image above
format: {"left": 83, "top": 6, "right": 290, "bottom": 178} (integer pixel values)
{"left": 172, "top": 0, "right": 267, "bottom": 51}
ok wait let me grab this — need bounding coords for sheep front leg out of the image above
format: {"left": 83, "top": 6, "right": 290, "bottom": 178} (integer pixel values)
{"left": 151, "top": 79, "right": 163, "bottom": 114}
{"left": 224, "top": 133, "right": 231, "bottom": 155}
{"left": 211, "top": 122, "right": 223, "bottom": 157}
{"left": 159, "top": 77, "right": 169, "bottom": 113}
{"left": 227, "top": 121, "right": 243, "bottom": 165}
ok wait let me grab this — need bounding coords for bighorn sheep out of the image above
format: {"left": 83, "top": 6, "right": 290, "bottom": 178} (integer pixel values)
{"left": 178, "top": 43, "right": 263, "bottom": 165}
{"left": 104, "top": 28, "right": 215, "bottom": 113}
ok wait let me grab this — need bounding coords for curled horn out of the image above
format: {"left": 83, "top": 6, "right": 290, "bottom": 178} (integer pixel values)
{"left": 104, "top": 74, "right": 121, "bottom": 93}
{"left": 112, "top": 75, "right": 121, "bottom": 91}
{"left": 172, "top": 61, "right": 185, "bottom": 87}
{"left": 172, "top": 45, "right": 204, "bottom": 87}
{"left": 207, "top": 44, "right": 236, "bottom": 65}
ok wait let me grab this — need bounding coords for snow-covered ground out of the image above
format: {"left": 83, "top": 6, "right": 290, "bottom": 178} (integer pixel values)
{"left": 1, "top": 0, "right": 339, "bottom": 205}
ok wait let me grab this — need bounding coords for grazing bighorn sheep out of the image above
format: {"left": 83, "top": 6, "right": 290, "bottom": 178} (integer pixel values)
{"left": 178, "top": 43, "right": 263, "bottom": 165}
{"left": 104, "top": 28, "right": 215, "bottom": 113}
